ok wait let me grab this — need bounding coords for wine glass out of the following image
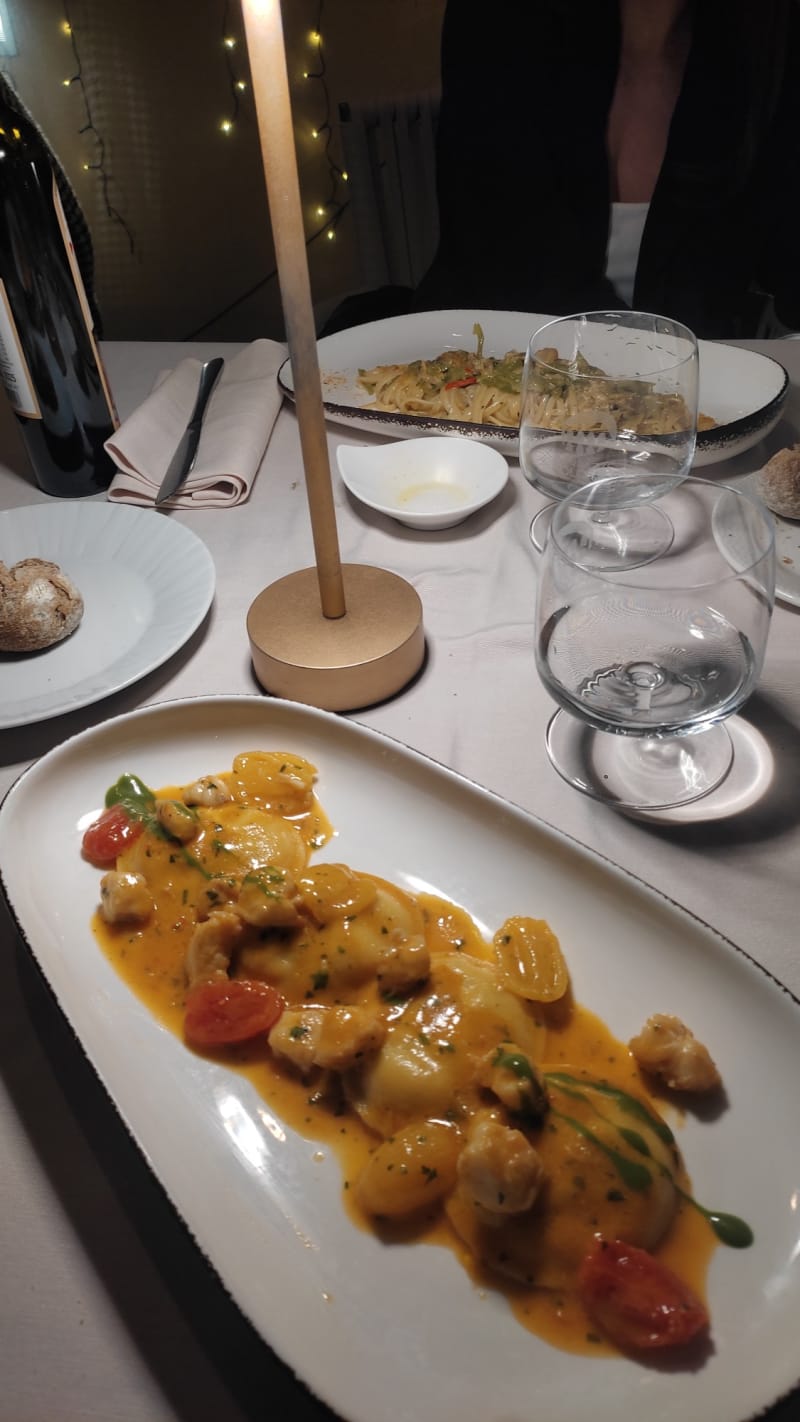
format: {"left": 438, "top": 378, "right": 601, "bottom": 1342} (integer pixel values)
{"left": 520, "top": 311, "right": 699, "bottom": 565}
{"left": 534, "top": 474, "right": 776, "bottom": 812}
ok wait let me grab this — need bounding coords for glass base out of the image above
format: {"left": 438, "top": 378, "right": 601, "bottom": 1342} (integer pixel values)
{"left": 544, "top": 709, "right": 735, "bottom": 811}
{"left": 531, "top": 502, "right": 675, "bottom": 569}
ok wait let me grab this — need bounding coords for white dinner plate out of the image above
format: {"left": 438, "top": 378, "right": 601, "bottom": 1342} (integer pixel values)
{"left": 0, "top": 504, "right": 215, "bottom": 728}
{"left": 1, "top": 695, "right": 798, "bottom": 1422}
{"left": 722, "top": 471, "right": 800, "bottom": 609}
{"left": 279, "top": 310, "right": 789, "bottom": 466}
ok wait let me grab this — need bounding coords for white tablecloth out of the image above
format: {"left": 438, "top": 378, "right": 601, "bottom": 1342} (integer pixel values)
{"left": 0, "top": 338, "right": 798, "bottom": 1422}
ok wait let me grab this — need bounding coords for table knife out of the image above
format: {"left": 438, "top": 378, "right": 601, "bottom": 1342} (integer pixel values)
{"left": 155, "top": 356, "right": 225, "bottom": 505}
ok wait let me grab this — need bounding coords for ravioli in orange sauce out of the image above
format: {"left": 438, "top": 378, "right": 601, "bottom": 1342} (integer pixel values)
{"left": 82, "top": 750, "right": 750, "bottom": 1358}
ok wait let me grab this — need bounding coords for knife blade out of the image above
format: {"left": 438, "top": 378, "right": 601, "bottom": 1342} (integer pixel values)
{"left": 155, "top": 356, "right": 225, "bottom": 506}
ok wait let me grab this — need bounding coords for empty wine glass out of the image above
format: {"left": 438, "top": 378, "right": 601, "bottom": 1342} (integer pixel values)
{"left": 520, "top": 311, "right": 700, "bottom": 565}
{"left": 534, "top": 475, "right": 775, "bottom": 811}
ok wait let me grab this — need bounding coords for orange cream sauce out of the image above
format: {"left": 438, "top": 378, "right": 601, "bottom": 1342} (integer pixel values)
{"left": 90, "top": 762, "right": 716, "bottom": 1356}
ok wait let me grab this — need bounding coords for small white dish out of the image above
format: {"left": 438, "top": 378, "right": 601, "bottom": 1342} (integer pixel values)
{"left": 336, "top": 435, "right": 509, "bottom": 529}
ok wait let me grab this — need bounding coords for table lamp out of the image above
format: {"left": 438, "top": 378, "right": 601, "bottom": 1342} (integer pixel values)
{"left": 239, "top": 0, "right": 424, "bottom": 712}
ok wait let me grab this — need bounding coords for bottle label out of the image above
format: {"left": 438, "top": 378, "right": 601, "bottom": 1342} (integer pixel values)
{"left": 0, "top": 278, "right": 41, "bottom": 418}
{"left": 51, "top": 177, "right": 119, "bottom": 428}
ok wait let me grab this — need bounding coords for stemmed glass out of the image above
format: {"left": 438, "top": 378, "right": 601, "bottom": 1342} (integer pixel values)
{"left": 534, "top": 475, "right": 776, "bottom": 812}
{"left": 520, "top": 311, "right": 700, "bottom": 565}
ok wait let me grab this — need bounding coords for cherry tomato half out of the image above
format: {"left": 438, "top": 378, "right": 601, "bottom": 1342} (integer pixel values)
{"left": 184, "top": 979, "right": 286, "bottom": 1048}
{"left": 82, "top": 804, "right": 144, "bottom": 867}
{"left": 578, "top": 1238, "right": 710, "bottom": 1351}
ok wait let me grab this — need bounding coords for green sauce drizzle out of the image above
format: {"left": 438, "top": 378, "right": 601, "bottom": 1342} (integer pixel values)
{"left": 544, "top": 1070, "right": 753, "bottom": 1247}
{"left": 545, "top": 1070, "right": 674, "bottom": 1144}
{"left": 675, "top": 1185, "right": 754, "bottom": 1248}
{"left": 549, "top": 1107, "right": 653, "bottom": 1192}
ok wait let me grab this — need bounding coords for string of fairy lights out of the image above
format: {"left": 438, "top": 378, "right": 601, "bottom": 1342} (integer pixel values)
{"left": 57, "top": 0, "right": 348, "bottom": 334}
{"left": 60, "top": 3, "right": 136, "bottom": 255}
{"left": 186, "top": 0, "right": 350, "bottom": 336}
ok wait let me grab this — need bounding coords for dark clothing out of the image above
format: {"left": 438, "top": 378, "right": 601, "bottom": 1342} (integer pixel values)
{"left": 411, "top": 0, "right": 800, "bottom": 339}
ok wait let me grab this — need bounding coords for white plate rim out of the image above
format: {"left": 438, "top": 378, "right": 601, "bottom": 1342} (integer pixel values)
{"left": 0, "top": 504, "right": 215, "bottom": 728}
{"left": 721, "top": 471, "right": 800, "bottom": 609}
{"left": 280, "top": 310, "right": 789, "bottom": 462}
{"left": 1, "top": 692, "right": 799, "bottom": 1422}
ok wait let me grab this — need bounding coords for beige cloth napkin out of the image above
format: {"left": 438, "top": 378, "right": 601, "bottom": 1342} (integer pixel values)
{"left": 105, "top": 338, "right": 287, "bottom": 507}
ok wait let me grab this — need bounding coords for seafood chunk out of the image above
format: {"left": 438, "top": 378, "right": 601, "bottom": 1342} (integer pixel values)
{"left": 269, "top": 1004, "right": 386, "bottom": 1074}
{"left": 156, "top": 798, "right": 199, "bottom": 843}
{"left": 99, "top": 870, "right": 153, "bottom": 924}
{"left": 479, "top": 1043, "right": 548, "bottom": 1120}
{"left": 236, "top": 870, "right": 302, "bottom": 930}
{"left": 375, "top": 934, "right": 430, "bottom": 993}
{"left": 182, "top": 776, "right": 232, "bottom": 808}
{"left": 456, "top": 1114, "right": 544, "bottom": 1218}
{"left": 185, "top": 909, "right": 243, "bottom": 986}
{"left": 629, "top": 1014, "right": 721, "bottom": 1093}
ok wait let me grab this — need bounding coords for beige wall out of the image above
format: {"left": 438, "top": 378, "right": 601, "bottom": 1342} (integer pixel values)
{"left": 2, "top": 0, "right": 445, "bottom": 341}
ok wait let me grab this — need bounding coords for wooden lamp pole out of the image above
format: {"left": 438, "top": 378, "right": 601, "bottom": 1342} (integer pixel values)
{"left": 240, "top": 0, "right": 424, "bottom": 711}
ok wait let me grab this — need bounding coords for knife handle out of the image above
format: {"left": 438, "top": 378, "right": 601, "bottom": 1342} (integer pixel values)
{"left": 188, "top": 357, "right": 225, "bottom": 429}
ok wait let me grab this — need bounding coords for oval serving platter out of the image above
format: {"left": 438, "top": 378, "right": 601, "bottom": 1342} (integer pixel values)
{"left": 280, "top": 309, "right": 789, "bottom": 467}
{"left": 1, "top": 694, "right": 799, "bottom": 1422}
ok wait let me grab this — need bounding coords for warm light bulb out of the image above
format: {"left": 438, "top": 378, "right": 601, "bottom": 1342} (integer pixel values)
{"left": 61, "top": 21, "right": 72, "bottom": 35}
{"left": 311, "top": 128, "right": 319, "bottom": 139}
{"left": 220, "top": 119, "right": 234, "bottom": 134}
{"left": 62, "top": 77, "right": 72, "bottom": 87}
{"left": 341, "top": 170, "right": 349, "bottom": 182}
{"left": 223, "top": 36, "right": 236, "bottom": 48}
{"left": 236, "top": 80, "right": 247, "bottom": 91}
{"left": 309, "top": 29, "right": 321, "bottom": 45}
{"left": 327, "top": 229, "right": 335, "bottom": 241}
{"left": 316, "top": 206, "right": 325, "bottom": 216}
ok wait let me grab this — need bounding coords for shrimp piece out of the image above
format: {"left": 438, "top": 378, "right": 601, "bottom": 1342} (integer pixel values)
{"left": 235, "top": 870, "right": 302, "bottom": 930}
{"left": 182, "top": 775, "right": 232, "bottom": 808}
{"left": 629, "top": 1014, "right": 721, "bottom": 1093}
{"left": 375, "top": 933, "right": 430, "bottom": 994}
{"left": 185, "top": 908, "right": 243, "bottom": 987}
{"left": 99, "top": 870, "right": 153, "bottom": 925}
{"left": 456, "top": 1113, "right": 544, "bottom": 1219}
{"left": 479, "top": 1043, "right": 548, "bottom": 1121}
{"left": 269, "top": 1004, "right": 386, "bottom": 1074}
{"left": 156, "top": 798, "right": 199, "bottom": 843}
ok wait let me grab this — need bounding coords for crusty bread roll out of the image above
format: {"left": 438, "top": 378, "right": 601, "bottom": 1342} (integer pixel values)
{"left": 0, "top": 558, "right": 84, "bottom": 652}
{"left": 756, "top": 443, "right": 800, "bottom": 520}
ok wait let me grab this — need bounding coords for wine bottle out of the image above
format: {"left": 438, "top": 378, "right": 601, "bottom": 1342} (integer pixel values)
{"left": 0, "top": 79, "right": 118, "bottom": 497}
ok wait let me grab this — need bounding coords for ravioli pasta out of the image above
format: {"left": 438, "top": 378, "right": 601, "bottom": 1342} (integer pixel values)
{"left": 83, "top": 749, "right": 745, "bottom": 1357}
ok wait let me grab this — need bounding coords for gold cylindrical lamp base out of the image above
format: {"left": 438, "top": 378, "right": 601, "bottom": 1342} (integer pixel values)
{"left": 247, "top": 565, "right": 425, "bottom": 712}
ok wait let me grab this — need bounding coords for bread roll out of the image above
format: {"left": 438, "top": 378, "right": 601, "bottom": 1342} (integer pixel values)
{"left": 756, "top": 443, "right": 800, "bottom": 520}
{"left": 0, "top": 558, "right": 84, "bottom": 652}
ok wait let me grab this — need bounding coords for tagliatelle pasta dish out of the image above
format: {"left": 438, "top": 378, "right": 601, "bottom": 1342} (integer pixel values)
{"left": 81, "top": 749, "right": 752, "bottom": 1359}
{"left": 357, "top": 325, "right": 716, "bottom": 435}
{"left": 358, "top": 323, "right": 523, "bottom": 427}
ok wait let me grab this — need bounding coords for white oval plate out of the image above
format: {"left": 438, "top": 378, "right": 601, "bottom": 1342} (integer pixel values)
{"left": 1, "top": 695, "right": 799, "bottom": 1422}
{"left": 0, "top": 504, "right": 215, "bottom": 728}
{"left": 280, "top": 310, "right": 789, "bottom": 466}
